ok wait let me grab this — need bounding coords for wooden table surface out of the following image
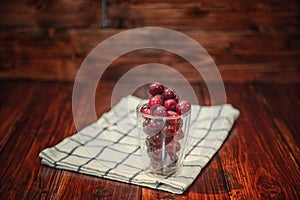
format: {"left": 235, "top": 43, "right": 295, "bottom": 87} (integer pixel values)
{"left": 0, "top": 80, "right": 299, "bottom": 199}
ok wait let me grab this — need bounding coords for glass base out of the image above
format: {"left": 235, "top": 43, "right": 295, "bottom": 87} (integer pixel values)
{"left": 149, "top": 164, "right": 178, "bottom": 176}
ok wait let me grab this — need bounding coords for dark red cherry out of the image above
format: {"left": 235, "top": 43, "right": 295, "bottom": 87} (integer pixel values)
{"left": 174, "top": 129, "right": 184, "bottom": 140}
{"left": 167, "top": 110, "right": 180, "bottom": 117}
{"left": 164, "top": 99, "right": 177, "bottom": 111}
{"left": 161, "top": 122, "right": 181, "bottom": 137}
{"left": 166, "top": 110, "right": 181, "bottom": 124}
{"left": 148, "top": 95, "right": 163, "bottom": 107}
{"left": 162, "top": 88, "right": 176, "bottom": 100}
{"left": 146, "top": 133, "right": 162, "bottom": 149}
{"left": 143, "top": 119, "right": 164, "bottom": 136}
{"left": 161, "top": 126, "right": 175, "bottom": 137}
{"left": 166, "top": 139, "right": 181, "bottom": 153}
{"left": 148, "top": 82, "right": 164, "bottom": 96}
{"left": 150, "top": 148, "right": 163, "bottom": 159}
{"left": 146, "top": 133, "right": 172, "bottom": 150}
{"left": 176, "top": 100, "right": 191, "bottom": 114}
{"left": 140, "top": 104, "right": 151, "bottom": 115}
{"left": 174, "top": 95, "right": 179, "bottom": 103}
{"left": 150, "top": 105, "right": 167, "bottom": 117}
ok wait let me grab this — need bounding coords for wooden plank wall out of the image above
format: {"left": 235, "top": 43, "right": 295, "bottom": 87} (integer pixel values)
{"left": 0, "top": 0, "right": 299, "bottom": 83}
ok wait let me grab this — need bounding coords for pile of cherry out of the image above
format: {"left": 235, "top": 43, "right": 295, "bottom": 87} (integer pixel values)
{"left": 139, "top": 82, "right": 191, "bottom": 170}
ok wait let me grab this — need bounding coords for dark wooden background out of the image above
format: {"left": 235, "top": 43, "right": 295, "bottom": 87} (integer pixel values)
{"left": 0, "top": 0, "right": 299, "bottom": 83}
{"left": 0, "top": 0, "right": 299, "bottom": 199}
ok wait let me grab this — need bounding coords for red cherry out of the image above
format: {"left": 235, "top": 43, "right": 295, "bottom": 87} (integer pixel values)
{"left": 140, "top": 104, "right": 151, "bottom": 115}
{"left": 161, "top": 126, "right": 175, "bottom": 137}
{"left": 176, "top": 100, "right": 191, "bottom": 114}
{"left": 151, "top": 148, "right": 163, "bottom": 159}
{"left": 148, "top": 82, "right": 164, "bottom": 96}
{"left": 167, "top": 110, "right": 180, "bottom": 117}
{"left": 164, "top": 99, "right": 177, "bottom": 111}
{"left": 161, "top": 122, "right": 182, "bottom": 137}
{"left": 150, "top": 105, "right": 167, "bottom": 117}
{"left": 146, "top": 133, "right": 172, "bottom": 150}
{"left": 162, "top": 88, "right": 176, "bottom": 100}
{"left": 143, "top": 119, "right": 164, "bottom": 136}
{"left": 166, "top": 110, "right": 181, "bottom": 124}
{"left": 148, "top": 95, "right": 163, "bottom": 107}
{"left": 174, "top": 95, "right": 179, "bottom": 103}
{"left": 166, "top": 139, "right": 181, "bottom": 153}
{"left": 143, "top": 120, "right": 154, "bottom": 136}
{"left": 146, "top": 133, "right": 162, "bottom": 149}
{"left": 174, "top": 129, "right": 184, "bottom": 140}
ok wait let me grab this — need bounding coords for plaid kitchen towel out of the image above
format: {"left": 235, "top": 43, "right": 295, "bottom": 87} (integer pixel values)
{"left": 39, "top": 95, "right": 240, "bottom": 194}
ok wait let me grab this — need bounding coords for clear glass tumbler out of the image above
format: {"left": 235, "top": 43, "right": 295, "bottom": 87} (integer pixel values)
{"left": 136, "top": 103, "right": 191, "bottom": 175}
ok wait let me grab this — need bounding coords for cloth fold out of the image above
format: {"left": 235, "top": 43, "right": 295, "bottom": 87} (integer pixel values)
{"left": 39, "top": 95, "right": 240, "bottom": 194}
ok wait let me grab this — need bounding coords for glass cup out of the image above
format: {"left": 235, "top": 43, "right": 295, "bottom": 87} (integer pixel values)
{"left": 136, "top": 103, "right": 191, "bottom": 175}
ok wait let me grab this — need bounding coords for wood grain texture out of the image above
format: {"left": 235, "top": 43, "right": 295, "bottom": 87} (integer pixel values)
{"left": 221, "top": 84, "right": 299, "bottom": 199}
{"left": 254, "top": 84, "right": 300, "bottom": 161}
{"left": 0, "top": 81, "right": 299, "bottom": 199}
{"left": 0, "top": 0, "right": 101, "bottom": 28}
{"left": 0, "top": 0, "right": 299, "bottom": 82}
{"left": 0, "top": 28, "right": 299, "bottom": 83}
{"left": 107, "top": 0, "right": 299, "bottom": 31}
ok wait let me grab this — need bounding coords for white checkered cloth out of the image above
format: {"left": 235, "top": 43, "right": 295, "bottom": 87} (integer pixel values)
{"left": 39, "top": 95, "right": 239, "bottom": 194}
